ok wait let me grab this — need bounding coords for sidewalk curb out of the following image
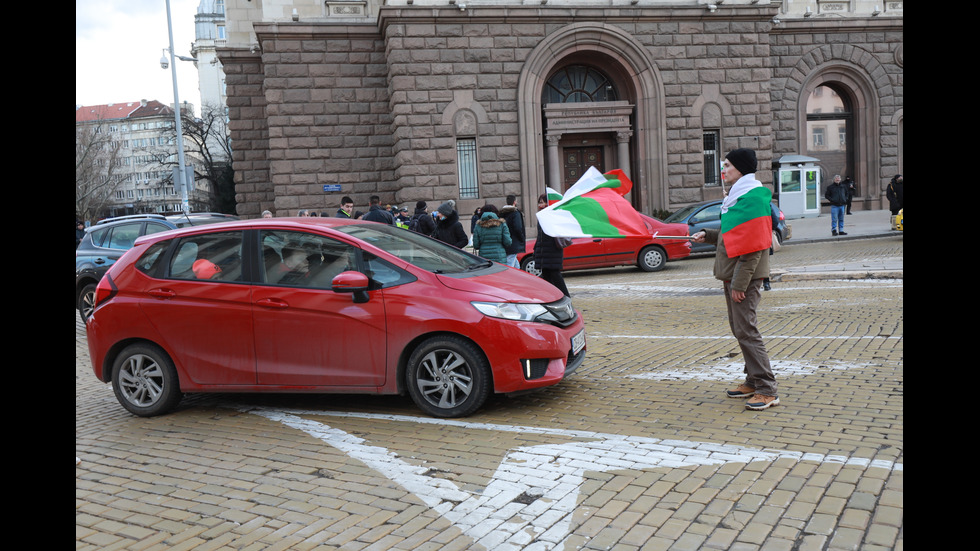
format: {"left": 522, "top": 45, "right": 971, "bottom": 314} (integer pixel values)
{"left": 772, "top": 269, "right": 903, "bottom": 282}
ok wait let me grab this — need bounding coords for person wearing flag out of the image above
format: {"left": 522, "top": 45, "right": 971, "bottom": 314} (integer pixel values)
{"left": 692, "top": 148, "right": 779, "bottom": 411}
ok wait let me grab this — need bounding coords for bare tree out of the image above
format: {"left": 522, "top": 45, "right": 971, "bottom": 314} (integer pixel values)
{"left": 155, "top": 102, "right": 235, "bottom": 213}
{"left": 76, "top": 119, "right": 129, "bottom": 222}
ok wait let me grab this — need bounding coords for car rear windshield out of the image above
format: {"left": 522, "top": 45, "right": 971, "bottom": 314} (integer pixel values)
{"left": 335, "top": 224, "right": 488, "bottom": 274}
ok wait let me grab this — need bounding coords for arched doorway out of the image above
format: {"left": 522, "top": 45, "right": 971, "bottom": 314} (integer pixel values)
{"left": 517, "top": 22, "right": 666, "bottom": 217}
{"left": 805, "top": 84, "right": 854, "bottom": 198}
{"left": 541, "top": 64, "right": 624, "bottom": 191}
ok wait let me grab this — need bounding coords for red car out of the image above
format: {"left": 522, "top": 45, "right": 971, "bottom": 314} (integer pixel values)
{"left": 517, "top": 213, "right": 691, "bottom": 275}
{"left": 86, "top": 218, "right": 586, "bottom": 418}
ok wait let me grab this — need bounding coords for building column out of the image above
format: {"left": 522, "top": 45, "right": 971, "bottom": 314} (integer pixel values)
{"left": 546, "top": 133, "right": 562, "bottom": 191}
{"left": 616, "top": 130, "right": 633, "bottom": 178}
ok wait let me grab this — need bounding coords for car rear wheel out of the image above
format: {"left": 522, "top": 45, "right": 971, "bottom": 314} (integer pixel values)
{"left": 78, "top": 282, "right": 97, "bottom": 319}
{"left": 637, "top": 245, "right": 667, "bottom": 272}
{"left": 406, "top": 336, "right": 491, "bottom": 418}
{"left": 520, "top": 256, "right": 542, "bottom": 277}
{"left": 111, "top": 343, "right": 183, "bottom": 417}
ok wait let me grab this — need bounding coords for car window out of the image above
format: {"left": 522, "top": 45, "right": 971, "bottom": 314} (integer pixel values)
{"left": 690, "top": 204, "right": 721, "bottom": 224}
{"left": 105, "top": 223, "right": 141, "bottom": 249}
{"left": 260, "top": 230, "right": 358, "bottom": 288}
{"left": 87, "top": 227, "right": 109, "bottom": 248}
{"left": 335, "top": 223, "right": 484, "bottom": 274}
{"left": 168, "top": 231, "right": 244, "bottom": 282}
{"left": 144, "top": 222, "right": 172, "bottom": 236}
{"left": 135, "top": 240, "right": 172, "bottom": 276}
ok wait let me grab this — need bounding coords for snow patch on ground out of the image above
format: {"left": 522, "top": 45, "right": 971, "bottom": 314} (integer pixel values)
{"left": 630, "top": 359, "right": 854, "bottom": 381}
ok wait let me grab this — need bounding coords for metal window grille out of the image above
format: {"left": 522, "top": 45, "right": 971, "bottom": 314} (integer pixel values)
{"left": 703, "top": 131, "right": 721, "bottom": 186}
{"left": 457, "top": 138, "right": 479, "bottom": 199}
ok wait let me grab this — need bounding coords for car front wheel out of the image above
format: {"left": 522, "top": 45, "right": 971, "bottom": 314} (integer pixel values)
{"left": 406, "top": 336, "right": 491, "bottom": 418}
{"left": 637, "top": 245, "right": 667, "bottom": 272}
{"left": 111, "top": 343, "right": 183, "bottom": 417}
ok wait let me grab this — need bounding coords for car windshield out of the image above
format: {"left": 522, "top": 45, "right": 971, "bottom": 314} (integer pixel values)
{"left": 663, "top": 204, "right": 703, "bottom": 223}
{"left": 335, "top": 224, "right": 491, "bottom": 273}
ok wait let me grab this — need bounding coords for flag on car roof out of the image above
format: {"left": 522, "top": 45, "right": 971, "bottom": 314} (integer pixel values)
{"left": 720, "top": 183, "right": 773, "bottom": 257}
{"left": 536, "top": 167, "right": 649, "bottom": 239}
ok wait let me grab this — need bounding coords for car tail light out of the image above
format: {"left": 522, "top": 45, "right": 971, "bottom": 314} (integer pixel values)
{"left": 94, "top": 274, "right": 118, "bottom": 311}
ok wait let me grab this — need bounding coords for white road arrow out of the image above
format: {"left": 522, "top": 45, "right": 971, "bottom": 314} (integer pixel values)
{"left": 246, "top": 408, "right": 902, "bottom": 550}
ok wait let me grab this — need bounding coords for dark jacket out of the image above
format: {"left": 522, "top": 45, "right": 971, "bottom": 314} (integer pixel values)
{"left": 431, "top": 210, "right": 468, "bottom": 248}
{"left": 500, "top": 205, "right": 526, "bottom": 255}
{"left": 335, "top": 208, "right": 352, "bottom": 219}
{"left": 362, "top": 204, "right": 395, "bottom": 225}
{"left": 886, "top": 177, "right": 903, "bottom": 211}
{"left": 533, "top": 223, "right": 564, "bottom": 270}
{"left": 824, "top": 182, "right": 849, "bottom": 206}
{"left": 472, "top": 212, "right": 512, "bottom": 263}
{"left": 410, "top": 208, "right": 436, "bottom": 235}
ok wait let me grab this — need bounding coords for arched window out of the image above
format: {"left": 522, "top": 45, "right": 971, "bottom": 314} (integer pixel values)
{"left": 543, "top": 65, "right": 619, "bottom": 104}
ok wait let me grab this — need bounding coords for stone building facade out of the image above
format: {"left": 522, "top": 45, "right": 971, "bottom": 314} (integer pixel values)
{"left": 217, "top": 1, "right": 902, "bottom": 227}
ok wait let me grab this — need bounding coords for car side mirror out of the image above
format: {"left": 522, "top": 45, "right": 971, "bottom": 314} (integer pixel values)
{"left": 331, "top": 270, "right": 370, "bottom": 303}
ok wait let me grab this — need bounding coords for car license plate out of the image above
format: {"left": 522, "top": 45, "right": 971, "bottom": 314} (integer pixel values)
{"left": 572, "top": 329, "right": 586, "bottom": 355}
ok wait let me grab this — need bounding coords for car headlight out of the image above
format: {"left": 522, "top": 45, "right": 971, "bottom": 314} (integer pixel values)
{"left": 471, "top": 301, "right": 548, "bottom": 322}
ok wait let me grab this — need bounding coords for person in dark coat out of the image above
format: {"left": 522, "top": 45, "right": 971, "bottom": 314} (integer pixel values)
{"left": 431, "top": 200, "right": 468, "bottom": 248}
{"left": 362, "top": 195, "right": 395, "bottom": 225}
{"left": 886, "top": 174, "right": 903, "bottom": 215}
{"left": 500, "top": 194, "right": 526, "bottom": 268}
{"left": 532, "top": 193, "right": 569, "bottom": 297}
{"left": 409, "top": 200, "right": 436, "bottom": 235}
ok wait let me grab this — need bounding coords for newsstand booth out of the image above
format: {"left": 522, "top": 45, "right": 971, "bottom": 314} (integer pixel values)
{"left": 773, "top": 155, "right": 821, "bottom": 219}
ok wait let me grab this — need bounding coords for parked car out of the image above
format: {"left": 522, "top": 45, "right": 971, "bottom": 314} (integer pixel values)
{"left": 76, "top": 213, "right": 239, "bottom": 319}
{"left": 517, "top": 213, "right": 691, "bottom": 275}
{"left": 662, "top": 200, "right": 791, "bottom": 253}
{"left": 85, "top": 217, "right": 586, "bottom": 418}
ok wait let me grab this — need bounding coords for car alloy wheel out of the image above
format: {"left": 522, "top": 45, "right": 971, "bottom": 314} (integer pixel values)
{"left": 111, "top": 344, "right": 183, "bottom": 417}
{"left": 520, "top": 256, "right": 542, "bottom": 277}
{"left": 78, "top": 283, "right": 97, "bottom": 319}
{"left": 638, "top": 245, "right": 666, "bottom": 272}
{"left": 407, "top": 336, "right": 490, "bottom": 418}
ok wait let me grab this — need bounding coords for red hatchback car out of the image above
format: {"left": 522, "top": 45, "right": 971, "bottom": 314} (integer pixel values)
{"left": 86, "top": 218, "right": 586, "bottom": 418}
{"left": 517, "top": 213, "right": 691, "bottom": 275}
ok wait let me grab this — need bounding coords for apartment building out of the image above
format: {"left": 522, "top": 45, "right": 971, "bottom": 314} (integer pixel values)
{"left": 75, "top": 99, "right": 210, "bottom": 217}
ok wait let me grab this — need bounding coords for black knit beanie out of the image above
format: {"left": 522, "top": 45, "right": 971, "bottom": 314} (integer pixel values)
{"left": 726, "top": 148, "right": 758, "bottom": 176}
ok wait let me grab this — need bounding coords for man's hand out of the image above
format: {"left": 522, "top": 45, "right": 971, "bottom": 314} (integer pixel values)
{"left": 731, "top": 288, "right": 746, "bottom": 303}
{"left": 691, "top": 231, "right": 706, "bottom": 243}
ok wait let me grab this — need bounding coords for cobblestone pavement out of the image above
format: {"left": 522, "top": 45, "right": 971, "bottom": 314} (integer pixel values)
{"left": 76, "top": 235, "right": 903, "bottom": 551}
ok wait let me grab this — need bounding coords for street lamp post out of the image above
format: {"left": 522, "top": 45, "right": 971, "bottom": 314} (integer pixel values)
{"left": 162, "top": 0, "right": 196, "bottom": 215}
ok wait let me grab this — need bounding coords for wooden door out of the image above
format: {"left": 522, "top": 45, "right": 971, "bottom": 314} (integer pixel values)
{"left": 563, "top": 147, "right": 604, "bottom": 190}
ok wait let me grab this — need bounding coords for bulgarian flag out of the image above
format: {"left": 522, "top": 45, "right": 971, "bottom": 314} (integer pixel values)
{"left": 545, "top": 187, "right": 564, "bottom": 206}
{"left": 720, "top": 180, "right": 773, "bottom": 257}
{"left": 536, "top": 167, "right": 649, "bottom": 238}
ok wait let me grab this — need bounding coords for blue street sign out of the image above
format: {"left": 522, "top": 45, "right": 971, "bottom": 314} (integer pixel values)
{"left": 323, "top": 185, "right": 342, "bottom": 192}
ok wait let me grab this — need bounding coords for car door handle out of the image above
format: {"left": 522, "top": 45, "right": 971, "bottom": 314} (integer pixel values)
{"left": 255, "top": 298, "right": 289, "bottom": 309}
{"left": 148, "top": 288, "right": 176, "bottom": 299}
{"left": 94, "top": 258, "right": 106, "bottom": 265}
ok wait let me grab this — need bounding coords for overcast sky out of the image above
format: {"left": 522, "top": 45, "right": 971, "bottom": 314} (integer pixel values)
{"left": 76, "top": 0, "right": 201, "bottom": 110}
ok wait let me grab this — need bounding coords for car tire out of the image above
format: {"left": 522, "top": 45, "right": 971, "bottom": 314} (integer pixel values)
{"left": 111, "top": 343, "right": 183, "bottom": 417}
{"left": 637, "top": 245, "right": 667, "bottom": 272}
{"left": 78, "top": 282, "right": 97, "bottom": 319}
{"left": 406, "top": 336, "right": 491, "bottom": 418}
{"left": 520, "top": 256, "right": 542, "bottom": 277}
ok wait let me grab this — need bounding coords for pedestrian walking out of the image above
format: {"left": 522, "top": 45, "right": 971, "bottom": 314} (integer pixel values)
{"left": 692, "top": 148, "right": 778, "bottom": 410}
{"left": 500, "top": 194, "right": 526, "bottom": 268}
{"left": 431, "top": 200, "right": 468, "bottom": 248}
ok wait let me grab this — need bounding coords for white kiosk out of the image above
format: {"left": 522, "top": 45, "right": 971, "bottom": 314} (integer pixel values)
{"left": 774, "top": 155, "right": 821, "bottom": 219}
